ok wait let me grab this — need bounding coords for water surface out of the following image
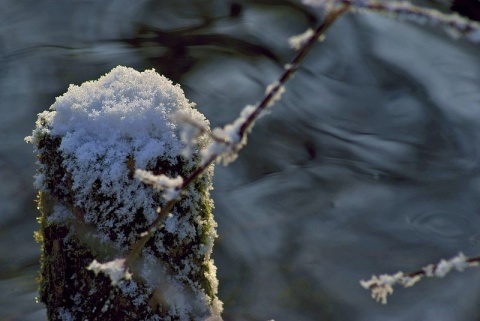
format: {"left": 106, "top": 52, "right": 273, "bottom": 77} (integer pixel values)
{"left": 1, "top": 1, "right": 480, "bottom": 320}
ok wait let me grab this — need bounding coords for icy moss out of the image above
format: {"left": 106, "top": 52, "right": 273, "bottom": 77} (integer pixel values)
{"left": 27, "top": 66, "right": 222, "bottom": 320}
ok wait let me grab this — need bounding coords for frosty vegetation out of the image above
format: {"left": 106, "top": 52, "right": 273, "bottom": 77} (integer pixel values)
{"left": 135, "top": 169, "right": 184, "bottom": 201}
{"left": 306, "top": 0, "right": 480, "bottom": 42}
{"left": 360, "top": 253, "right": 480, "bottom": 304}
{"left": 26, "top": 0, "right": 480, "bottom": 319}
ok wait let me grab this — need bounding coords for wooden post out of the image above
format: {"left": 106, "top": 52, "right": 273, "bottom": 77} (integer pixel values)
{"left": 27, "top": 66, "right": 222, "bottom": 320}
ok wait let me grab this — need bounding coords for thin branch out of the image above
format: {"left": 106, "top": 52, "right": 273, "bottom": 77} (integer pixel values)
{"left": 124, "top": 199, "right": 176, "bottom": 267}
{"left": 122, "top": 5, "right": 349, "bottom": 273}
{"left": 360, "top": 253, "right": 480, "bottom": 304}
{"left": 305, "top": 0, "right": 480, "bottom": 42}
{"left": 239, "top": 4, "right": 350, "bottom": 136}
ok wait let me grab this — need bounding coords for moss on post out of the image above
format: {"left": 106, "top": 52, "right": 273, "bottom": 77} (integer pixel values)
{"left": 27, "top": 66, "right": 222, "bottom": 320}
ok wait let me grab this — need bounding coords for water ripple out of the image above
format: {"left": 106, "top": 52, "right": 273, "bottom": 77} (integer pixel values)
{"left": 406, "top": 210, "right": 476, "bottom": 244}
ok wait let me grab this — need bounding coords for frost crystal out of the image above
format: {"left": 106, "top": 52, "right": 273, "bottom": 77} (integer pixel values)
{"left": 87, "top": 259, "right": 132, "bottom": 286}
{"left": 360, "top": 272, "right": 403, "bottom": 304}
{"left": 265, "top": 82, "right": 286, "bottom": 108}
{"left": 135, "top": 169, "right": 184, "bottom": 201}
{"left": 288, "top": 28, "right": 315, "bottom": 50}
{"left": 432, "top": 252, "right": 470, "bottom": 278}
{"left": 200, "top": 105, "right": 256, "bottom": 166}
{"left": 362, "top": 252, "right": 479, "bottom": 304}
{"left": 174, "top": 112, "right": 210, "bottom": 158}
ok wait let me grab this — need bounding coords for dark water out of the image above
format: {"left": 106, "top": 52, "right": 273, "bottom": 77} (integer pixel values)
{"left": 1, "top": 1, "right": 480, "bottom": 320}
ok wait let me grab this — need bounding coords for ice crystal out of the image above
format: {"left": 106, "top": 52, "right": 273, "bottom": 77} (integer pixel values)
{"left": 288, "top": 28, "right": 315, "bottom": 50}
{"left": 135, "top": 169, "right": 184, "bottom": 201}
{"left": 361, "top": 253, "right": 479, "bottom": 304}
{"left": 87, "top": 258, "right": 132, "bottom": 286}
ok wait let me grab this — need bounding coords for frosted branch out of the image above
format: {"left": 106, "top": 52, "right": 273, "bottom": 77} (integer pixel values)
{"left": 360, "top": 252, "right": 480, "bottom": 304}
{"left": 87, "top": 259, "right": 132, "bottom": 286}
{"left": 182, "top": 6, "right": 348, "bottom": 167}
{"left": 200, "top": 105, "right": 254, "bottom": 166}
{"left": 135, "top": 169, "right": 183, "bottom": 201}
{"left": 304, "top": 0, "right": 480, "bottom": 42}
{"left": 173, "top": 112, "right": 211, "bottom": 158}
{"left": 124, "top": 5, "right": 349, "bottom": 271}
{"left": 289, "top": 28, "right": 316, "bottom": 50}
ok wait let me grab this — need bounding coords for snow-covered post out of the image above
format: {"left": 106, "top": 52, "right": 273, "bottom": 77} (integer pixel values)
{"left": 26, "top": 66, "right": 222, "bottom": 320}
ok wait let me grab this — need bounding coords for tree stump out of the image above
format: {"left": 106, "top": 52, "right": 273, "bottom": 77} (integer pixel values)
{"left": 27, "top": 66, "right": 223, "bottom": 320}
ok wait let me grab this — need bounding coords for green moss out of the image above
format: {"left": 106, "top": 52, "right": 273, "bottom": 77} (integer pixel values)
{"left": 33, "top": 131, "right": 220, "bottom": 320}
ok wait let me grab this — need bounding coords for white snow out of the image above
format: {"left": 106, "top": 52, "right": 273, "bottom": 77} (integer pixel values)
{"left": 34, "top": 65, "right": 203, "bottom": 191}
{"left": 27, "top": 66, "right": 210, "bottom": 238}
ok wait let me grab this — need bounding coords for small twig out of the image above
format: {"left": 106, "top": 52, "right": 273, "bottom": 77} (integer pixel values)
{"left": 305, "top": 0, "right": 480, "bottom": 42}
{"left": 239, "top": 4, "right": 350, "bottom": 136}
{"left": 124, "top": 199, "right": 176, "bottom": 267}
{"left": 360, "top": 253, "right": 480, "bottom": 304}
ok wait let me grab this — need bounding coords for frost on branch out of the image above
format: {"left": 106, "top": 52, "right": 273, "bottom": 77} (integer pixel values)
{"left": 265, "top": 82, "right": 286, "bottom": 108}
{"left": 423, "top": 252, "right": 473, "bottom": 277}
{"left": 288, "top": 28, "right": 315, "bottom": 50}
{"left": 135, "top": 169, "right": 183, "bottom": 201}
{"left": 303, "top": 0, "right": 480, "bottom": 43}
{"left": 360, "top": 272, "right": 405, "bottom": 304}
{"left": 189, "top": 81, "right": 286, "bottom": 168}
{"left": 199, "top": 105, "right": 256, "bottom": 166}
{"left": 27, "top": 66, "right": 222, "bottom": 320}
{"left": 175, "top": 112, "right": 211, "bottom": 158}
{"left": 361, "top": 252, "right": 480, "bottom": 304}
{"left": 87, "top": 258, "right": 132, "bottom": 286}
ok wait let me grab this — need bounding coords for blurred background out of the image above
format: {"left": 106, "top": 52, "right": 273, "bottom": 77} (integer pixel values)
{"left": 1, "top": 0, "right": 480, "bottom": 320}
